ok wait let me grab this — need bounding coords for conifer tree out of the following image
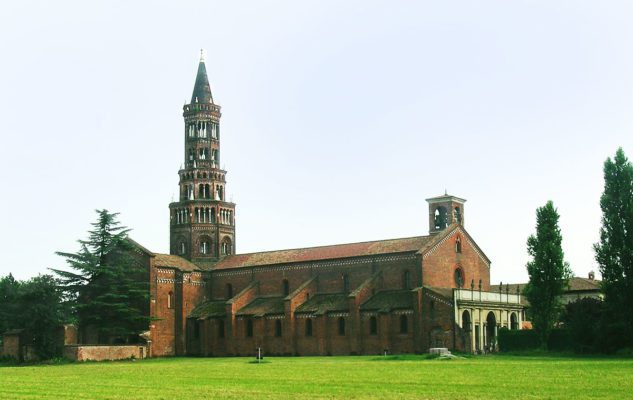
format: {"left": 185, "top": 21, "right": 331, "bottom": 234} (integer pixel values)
{"left": 594, "top": 148, "right": 633, "bottom": 350}
{"left": 52, "top": 210, "right": 150, "bottom": 343}
{"left": 524, "top": 201, "right": 572, "bottom": 348}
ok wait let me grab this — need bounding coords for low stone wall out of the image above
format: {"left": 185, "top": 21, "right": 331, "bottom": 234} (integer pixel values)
{"left": 64, "top": 345, "right": 147, "bottom": 361}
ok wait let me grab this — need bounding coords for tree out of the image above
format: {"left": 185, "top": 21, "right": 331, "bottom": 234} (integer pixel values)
{"left": 52, "top": 210, "right": 150, "bottom": 344}
{"left": 594, "top": 147, "right": 633, "bottom": 351}
{"left": 18, "top": 275, "right": 67, "bottom": 359}
{"left": 524, "top": 201, "right": 572, "bottom": 348}
{"left": 560, "top": 298, "right": 603, "bottom": 353}
{"left": 0, "top": 274, "right": 20, "bottom": 342}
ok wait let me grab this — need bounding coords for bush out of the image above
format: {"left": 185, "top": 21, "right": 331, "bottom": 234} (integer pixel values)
{"left": 560, "top": 298, "right": 603, "bottom": 353}
{"left": 498, "top": 328, "right": 571, "bottom": 352}
{"left": 498, "top": 328, "right": 539, "bottom": 351}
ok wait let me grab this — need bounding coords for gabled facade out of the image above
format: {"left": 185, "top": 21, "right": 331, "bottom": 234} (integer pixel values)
{"left": 139, "top": 53, "right": 524, "bottom": 357}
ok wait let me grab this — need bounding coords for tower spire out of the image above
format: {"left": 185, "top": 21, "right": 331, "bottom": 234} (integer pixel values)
{"left": 191, "top": 50, "right": 213, "bottom": 104}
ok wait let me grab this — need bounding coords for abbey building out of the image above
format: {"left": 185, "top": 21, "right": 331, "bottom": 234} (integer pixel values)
{"left": 133, "top": 54, "right": 524, "bottom": 357}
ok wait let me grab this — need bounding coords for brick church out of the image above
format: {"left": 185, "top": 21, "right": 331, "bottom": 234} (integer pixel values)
{"left": 132, "top": 53, "right": 524, "bottom": 357}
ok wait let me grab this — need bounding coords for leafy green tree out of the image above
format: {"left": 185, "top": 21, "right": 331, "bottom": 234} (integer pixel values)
{"left": 17, "top": 275, "right": 67, "bottom": 359}
{"left": 52, "top": 210, "right": 150, "bottom": 344}
{"left": 560, "top": 298, "right": 603, "bottom": 353}
{"left": 524, "top": 201, "right": 572, "bottom": 348}
{"left": 594, "top": 147, "right": 633, "bottom": 351}
{"left": 0, "top": 274, "right": 20, "bottom": 342}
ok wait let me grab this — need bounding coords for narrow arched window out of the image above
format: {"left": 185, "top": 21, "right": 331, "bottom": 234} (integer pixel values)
{"left": 226, "top": 283, "right": 233, "bottom": 299}
{"left": 246, "top": 319, "right": 253, "bottom": 338}
{"left": 179, "top": 242, "right": 186, "bottom": 255}
{"left": 338, "top": 317, "right": 346, "bottom": 336}
{"left": 454, "top": 206, "right": 462, "bottom": 224}
{"left": 282, "top": 279, "right": 290, "bottom": 296}
{"left": 403, "top": 270, "right": 411, "bottom": 289}
{"left": 305, "top": 318, "right": 313, "bottom": 337}
{"left": 369, "top": 316, "right": 377, "bottom": 335}
{"left": 454, "top": 268, "right": 464, "bottom": 288}
{"left": 167, "top": 291, "right": 174, "bottom": 309}
{"left": 342, "top": 274, "right": 350, "bottom": 293}
{"left": 400, "top": 315, "right": 408, "bottom": 334}
{"left": 455, "top": 237, "right": 462, "bottom": 253}
{"left": 275, "top": 320, "right": 282, "bottom": 337}
{"left": 218, "top": 319, "right": 225, "bottom": 338}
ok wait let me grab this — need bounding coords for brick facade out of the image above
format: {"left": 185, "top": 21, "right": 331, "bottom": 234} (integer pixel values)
{"left": 127, "top": 54, "right": 521, "bottom": 357}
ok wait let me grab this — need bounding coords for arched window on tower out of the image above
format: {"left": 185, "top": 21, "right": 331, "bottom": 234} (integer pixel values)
{"left": 179, "top": 241, "right": 186, "bottom": 255}
{"left": 198, "top": 184, "right": 204, "bottom": 199}
{"left": 199, "top": 237, "right": 211, "bottom": 255}
{"left": 454, "top": 206, "right": 462, "bottom": 224}
{"left": 205, "top": 184, "right": 211, "bottom": 199}
{"left": 221, "top": 237, "right": 233, "bottom": 255}
{"left": 188, "top": 148, "right": 194, "bottom": 161}
{"left": 210, "top": 207, "right": 216, "bottom": 223}
{"left": 434, "top": 206, "right": 448, "bottom": 230}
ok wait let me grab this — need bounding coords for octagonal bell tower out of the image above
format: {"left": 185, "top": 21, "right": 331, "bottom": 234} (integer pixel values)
{"left": 169, "top": 51, "right": 236, "bottom": 267}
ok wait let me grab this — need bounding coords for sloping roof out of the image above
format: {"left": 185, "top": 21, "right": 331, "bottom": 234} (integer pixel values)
{"left": 189, "top": 300, "right": 227, "bottom": 319}
{"left": 212, "top": 236, "right": 432, "bottom": 270}
{"left": 360, "top": 290, "right": 413, "bottom": 312}
{"left": 490, "top": 277, "right": 601, "bottom": 294}
{"left": 567, "top": 277, "right": 601, "bottom": 291}
{"left": 295, "top": 293, "right": 349, "bottom": 315}
{"left": 191, "top": 59, "right": 213, "bottom": 104}
{"left": 154, "top": 254, "right": 199, "bottom": 272}
{"left": 424, "top": 286, "right": 454, "bottom": 300}
{"left": 236, "top": 297, "right": 285, "bottom": 317}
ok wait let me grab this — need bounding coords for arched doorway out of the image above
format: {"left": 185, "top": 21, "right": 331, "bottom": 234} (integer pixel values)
{"left": 462, "top": 310, "right": 471, "bottom": 332}
{"left": 485, "top": 311, "right": 497, "bottom": 352}
{"left": 510, "top": 312, "right": 518, "bottom": 330}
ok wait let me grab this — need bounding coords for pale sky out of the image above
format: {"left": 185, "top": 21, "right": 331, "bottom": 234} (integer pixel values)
{"left": 1, "top": 1, "right": 632, "bottom": 283}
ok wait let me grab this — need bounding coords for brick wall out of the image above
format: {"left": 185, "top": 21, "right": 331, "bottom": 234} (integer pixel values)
{"left": 422, "top": 229, "right": 490, "bottom": 291}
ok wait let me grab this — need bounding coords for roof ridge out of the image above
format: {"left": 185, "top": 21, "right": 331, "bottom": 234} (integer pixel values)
{"left": 225, "top": 235, "right": 430, "bottom": 258}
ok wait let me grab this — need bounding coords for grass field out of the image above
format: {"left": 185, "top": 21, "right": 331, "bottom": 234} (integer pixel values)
{"left": 1, "top": 355, "right": 632, "bottom": 399}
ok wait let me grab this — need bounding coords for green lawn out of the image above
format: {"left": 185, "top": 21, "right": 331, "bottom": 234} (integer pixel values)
{"left": 1, "top": 355, "right": 632, "bottom": 399}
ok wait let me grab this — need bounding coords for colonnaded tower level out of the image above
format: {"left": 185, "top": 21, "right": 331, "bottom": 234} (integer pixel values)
{"left": 169, "top": 51, "right": 236, "bottom": 268}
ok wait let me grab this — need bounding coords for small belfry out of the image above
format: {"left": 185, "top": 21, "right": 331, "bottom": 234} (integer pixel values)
{"left": 169, "top": 51, "right": 236, "bottom": 266}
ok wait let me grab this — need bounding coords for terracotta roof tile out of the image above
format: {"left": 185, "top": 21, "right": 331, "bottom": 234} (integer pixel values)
{"left": 360, "top": 290, "right": 413, "bottom": 312}
{"left": 490, "top": 277, "right": 601, "bottom": 294}
{"left": 295, "top": 293, "right": 349, "bottom": 315}
{"left": 154, "top": 254, "right": 199, "bottom": 271}
{"left": 212, "top": 236, "right": 432, "bottom": 270}
{"left": 236, "top": 297, "right": 285, "bottom": 317}
{"left": 189, "top": 300, "right": 227, "bottom": 319}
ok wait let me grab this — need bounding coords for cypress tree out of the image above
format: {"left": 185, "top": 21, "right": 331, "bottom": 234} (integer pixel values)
{"left": 524, "top": 201, "right": 572, "bottom": 348}
{"left": 52, "top": 210, "right": 150, "bottom": 344}
{"left": 594, "top": 148, "right": 633, "bottom": 351}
